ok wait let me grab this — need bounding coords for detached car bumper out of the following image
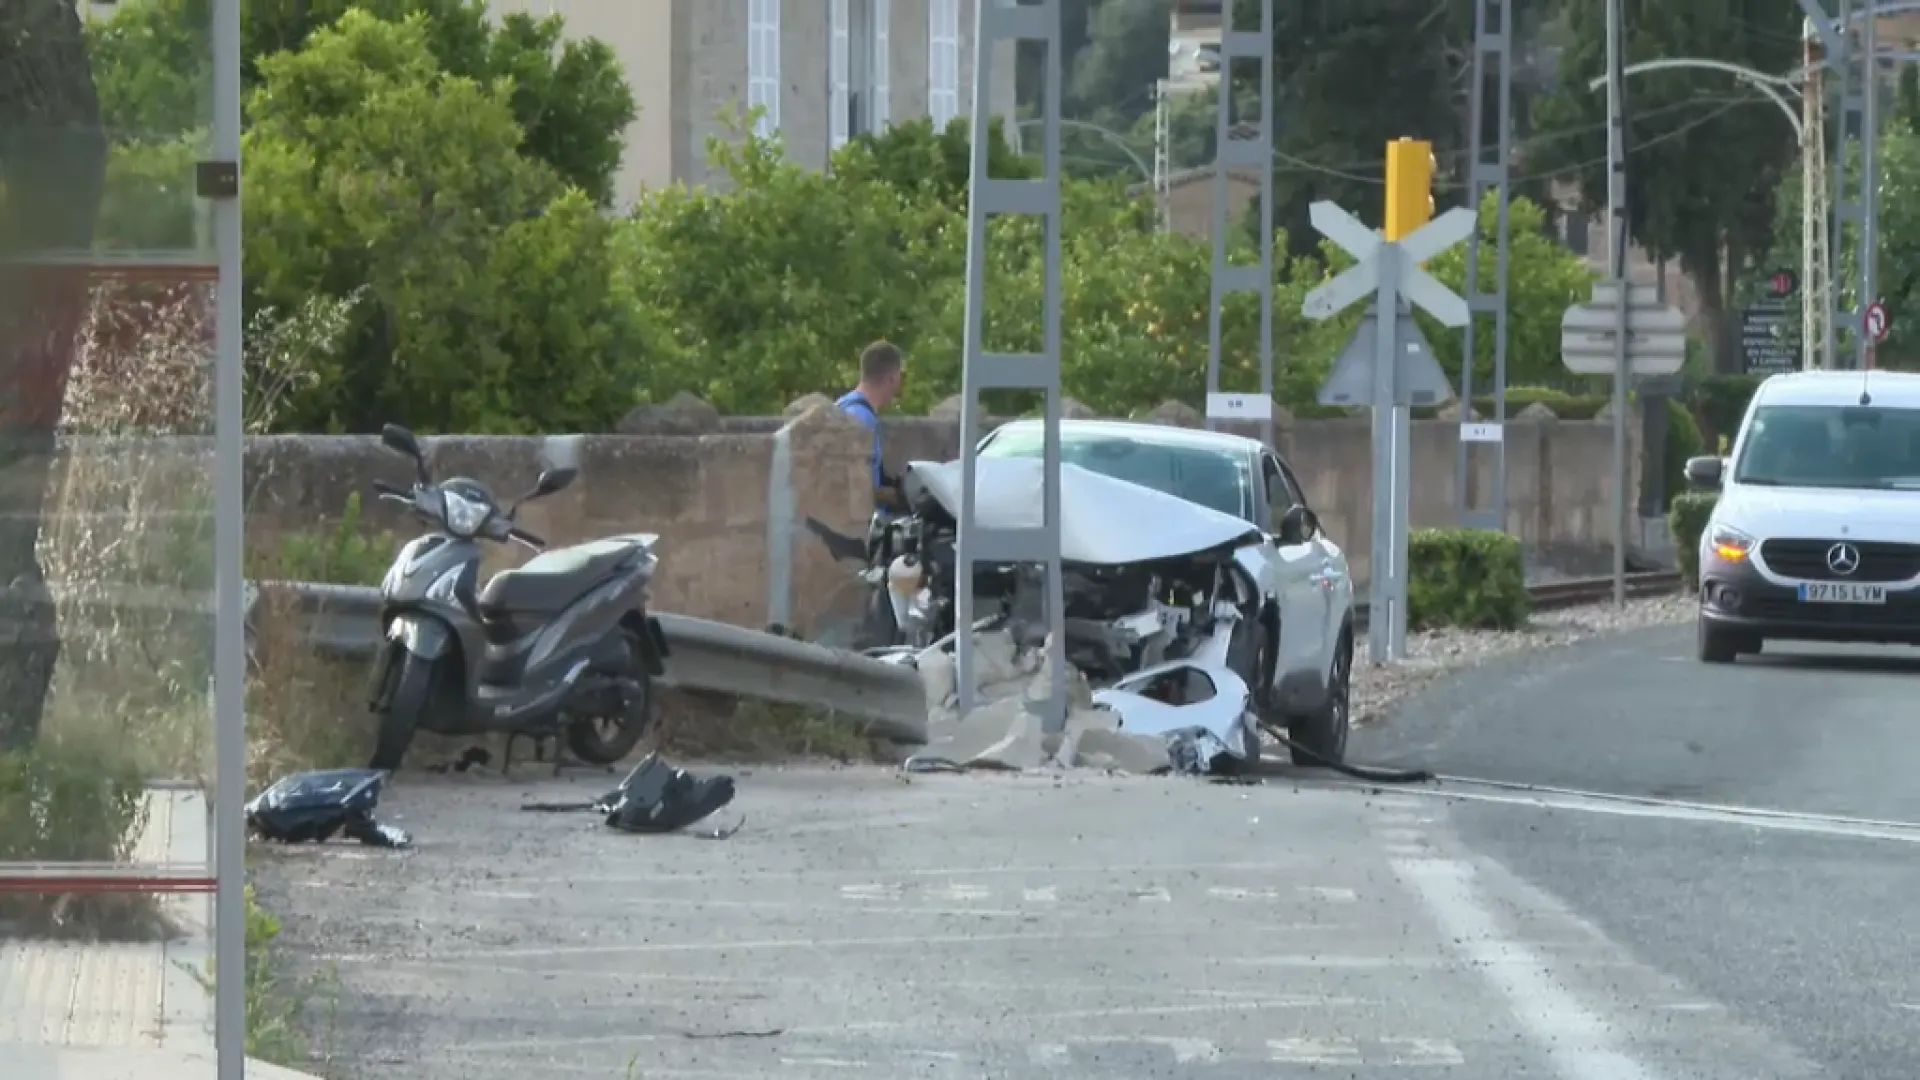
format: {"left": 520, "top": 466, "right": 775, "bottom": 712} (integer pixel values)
{"left": 1701, "top": 558, "right": 1920, "bottom": 644}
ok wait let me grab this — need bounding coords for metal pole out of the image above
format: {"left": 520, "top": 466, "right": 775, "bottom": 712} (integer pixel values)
{"left": 1368, "top": 251, "right": 1404, "bottom": 663}
{"left": 1860, "top": 0, "right": 1880, "bottom": 370}
{"left": 1456, "top": 0, "right": 1513, "bottom": 532}
{"left": 956, "top": 0, "right": 1066, "bottom": 729}
{"left": 210, "top": 0, "right": 247, "bottom": 1067}
{"left": 1606, "top": 0, "right": 1629, "bottom": 608}
{"left": 1831, "top": 0, "right": 1863, "bottom": 370}
{"left": 1204, "top": 0, "right": 1276, "bottom": 446}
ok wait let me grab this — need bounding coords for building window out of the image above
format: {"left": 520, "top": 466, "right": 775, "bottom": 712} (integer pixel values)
{"left": 830, "top": 0, "right": 850, "bottom": 150}
{"left": 928, "top": 0, "right": 960, "bottom": 130}
{"left": 834, "top": 0, "right": 891, "bottom": 149}
{"left": 748, "top": 0, "right": 782, "bottom": 137}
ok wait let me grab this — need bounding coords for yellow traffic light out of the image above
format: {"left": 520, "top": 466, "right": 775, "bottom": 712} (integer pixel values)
{"left": 1384, "top": 138, "right": 1436, "bottom": 242}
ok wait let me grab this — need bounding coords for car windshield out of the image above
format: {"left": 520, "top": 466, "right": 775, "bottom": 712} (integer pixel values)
{"left": 1732, "top": 403, "right": 1920, "bottom": 490}
{"left": 978, "top": 427, "right": 1254, "bottom": 519}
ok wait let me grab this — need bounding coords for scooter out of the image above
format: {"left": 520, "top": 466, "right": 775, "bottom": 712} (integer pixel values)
{"left": 364, "top": 424, "right": 670, "bottom": 772}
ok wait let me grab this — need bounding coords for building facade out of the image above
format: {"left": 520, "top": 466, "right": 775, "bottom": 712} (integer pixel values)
{"left": 485, "top": 0, "right": 1019, "bottom": 205}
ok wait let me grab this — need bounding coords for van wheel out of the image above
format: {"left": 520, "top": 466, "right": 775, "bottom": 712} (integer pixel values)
{"left": 566, "top": 631, "right": 656, "bottom": 764}
{"left": 1697, "top": 618, "right": 1742, "bottom": 664}
{"left": 370, "top": 649, "right": 433, "bottom": 772}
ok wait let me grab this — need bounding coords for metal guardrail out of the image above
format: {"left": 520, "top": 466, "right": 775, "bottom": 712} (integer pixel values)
{"left": 247, "top": 582, "right": 929, "bottom": 744}
{"left": 1352, "top": 570, "right": 1684, "bottom": 631}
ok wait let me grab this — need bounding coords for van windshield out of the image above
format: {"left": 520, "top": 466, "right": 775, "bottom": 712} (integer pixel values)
{"left": 1732, "top": 403, "right": 1920, "bottom": 489}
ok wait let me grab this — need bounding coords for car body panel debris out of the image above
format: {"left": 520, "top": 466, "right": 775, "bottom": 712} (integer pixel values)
{"left": 247, "top": 769, "right": 413, "bottom": 848}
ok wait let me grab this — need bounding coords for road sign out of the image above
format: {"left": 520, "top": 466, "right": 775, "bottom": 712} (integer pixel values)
{"left": 1867, "top": 301, "right": 1890, "bottom": 343}
{"left": 1316, "top": 306, "right": 1453, "bottom": 408}
{"left": 1206, "top": 393, "right": 1273, "bottom": 420}
{"left": 1768, "top": 268, "right": 1798, "bottom": 299}
{"left": 1460, "top": 423, "right": 1503, "bottom": 443}
{"left": 1559, "top": 282, "right": 1687, "bottom": 376}
{"left": 1302, "top": 198, "right": 1474, "bottom": 666}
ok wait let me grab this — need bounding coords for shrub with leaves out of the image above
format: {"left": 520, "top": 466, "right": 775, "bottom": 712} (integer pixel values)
{"left": 263, "top": 492, "right": 396, "bottom": 586}
{"left": 1669, "top": 492, "right": 1720, "bottom": 592}
{"left": 1406, "top": 528, "right": 1531, "bottom": 631}
{"left": 0, "top": 734, "right": 154, "bottom": 937}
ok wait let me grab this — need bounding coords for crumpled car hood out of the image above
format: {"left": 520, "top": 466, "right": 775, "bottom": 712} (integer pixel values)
{"left": 906, "top": 457, "right": 1263, "bottom": 565}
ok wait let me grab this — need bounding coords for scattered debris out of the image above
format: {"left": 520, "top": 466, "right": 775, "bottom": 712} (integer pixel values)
{"left": 246, "top": 769, "right": 413, "bottom": 848}
{"left": 522, "top": 754, "right": 742, "bottom": 838}
{"left": 906, "top": 627, "right": 1257, "bottom": 776}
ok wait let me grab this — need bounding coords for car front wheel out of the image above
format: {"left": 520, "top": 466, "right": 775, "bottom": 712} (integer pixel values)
{"left": 1285, "top": 632, "right": 1351, "bottom": 768}
{"left": 1696, "top": 616, "right": 1754, "bottom": 664}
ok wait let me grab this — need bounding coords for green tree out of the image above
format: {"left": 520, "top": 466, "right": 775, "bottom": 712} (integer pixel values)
{"left": 86, "top": 0, "right": 634, "bottom": 204}
{"left": 1529, "top": 0, "right": 1801, "bottom": 372}
{"left": 1069, "top": 0, "right": 1171, "bottom": 123}
{"left": 622, "top": 119, "right": 963, "bottom": 413}
{"left": 246, "top": 11, "right": 656, "bottom": 432}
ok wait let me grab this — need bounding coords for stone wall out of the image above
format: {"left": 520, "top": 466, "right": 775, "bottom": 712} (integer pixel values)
{"left": 42, "top": 400, "right": 1643, "bottom": 637}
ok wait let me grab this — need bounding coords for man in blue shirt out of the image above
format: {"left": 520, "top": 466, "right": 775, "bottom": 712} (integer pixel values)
{"left": 836, "top": 340, "right": 908, "bottom": 512}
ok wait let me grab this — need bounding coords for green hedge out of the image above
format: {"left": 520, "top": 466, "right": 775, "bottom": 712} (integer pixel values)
{"left": 1407, "top": 528, "right": 1530, "bottom": 630}
{"left": 1669, "top": 492, "right": 1720, "bottom": 591}
{"left": 1661, "top": 399, "right": 1705, "bottom": 513}
{"left": 1690, "top": 374, "right": 1764, "bottom": 449}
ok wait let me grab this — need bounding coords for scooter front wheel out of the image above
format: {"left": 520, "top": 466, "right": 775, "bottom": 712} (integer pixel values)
{"left": 370, "top": 648, "right": 434, "bottom": 772}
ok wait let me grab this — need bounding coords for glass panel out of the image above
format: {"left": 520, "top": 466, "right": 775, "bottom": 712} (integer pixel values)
{"left": 2, "top": 0, "right": 220, "bottom": 1072}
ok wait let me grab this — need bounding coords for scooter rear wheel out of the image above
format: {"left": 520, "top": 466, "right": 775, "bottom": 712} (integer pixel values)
{"left": 564, "top": 629, "right": 655, "bottom": 765}
{"left": 370, "top": 648, "right": 433, "bottom": 772}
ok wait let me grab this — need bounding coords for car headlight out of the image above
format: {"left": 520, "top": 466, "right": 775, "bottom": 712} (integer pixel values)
{"left": 1706, "top": 522, "right": 1755, "bottom": 563}
{"left": 442, "top": 490, "right": 492, "bottom": 538}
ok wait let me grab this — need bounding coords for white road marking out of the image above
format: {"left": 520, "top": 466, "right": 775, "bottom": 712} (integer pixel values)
{"left": 1207, "top": 885, "right": 1281, "bottom": 901}
{"left": 1393, "top": 856, "right": 1664, "bottom": 1080}
{"left": 1028, "top": 1043, "right": 1070, "bottom": 1064}
{"left": 926, "top": 882, "right": 992, "bottom": 902}
{"left": 840, "top": 883, "right": 902, "bottom": 901}
{"left": 1301, "top": 886, "right": 1358, "bottom": 902}
{"left": 1268, "top": 1037, "right": 1361, "bottom": 1064}
{"left": 1022, "top": 886, "right": 1058, "bottom": 903}
{"left": 1132, "top": 886, "right": 1171, "bottom": 902}
{"left": 1376, "top": 827, "right": 1428, "bottom": 844}
{"left": 1383, "top": 1037, "right": 1466, "bottom": 1065}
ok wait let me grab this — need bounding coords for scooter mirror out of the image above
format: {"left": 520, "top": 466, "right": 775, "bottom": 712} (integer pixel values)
{"left": 380, "top": 424, "right": 430, "bottom": 483}
{"left": 533, "top": 466, "right": 578, "bottom": 497}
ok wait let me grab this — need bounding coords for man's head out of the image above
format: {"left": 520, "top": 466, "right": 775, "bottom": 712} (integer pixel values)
{"left": 857, "top": 340, "right": 906, "bottom": 409}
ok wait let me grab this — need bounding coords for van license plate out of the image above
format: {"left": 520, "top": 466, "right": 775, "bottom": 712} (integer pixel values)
{"left": 1798, "top": 582, "right": 1887, "bottom": 604}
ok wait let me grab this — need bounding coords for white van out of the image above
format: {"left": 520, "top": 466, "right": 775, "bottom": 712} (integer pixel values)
{"left": 1683, "top": 370, "right": 1920, "bottom": 663}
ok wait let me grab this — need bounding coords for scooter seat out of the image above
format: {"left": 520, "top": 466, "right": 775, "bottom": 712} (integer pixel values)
{"left": 480, "top": 538, "right": 637, "bottom": 614}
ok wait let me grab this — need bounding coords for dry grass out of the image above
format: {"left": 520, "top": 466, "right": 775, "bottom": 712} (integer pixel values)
{"left": 655, "top": 689, "right": 882, "bottom": 764}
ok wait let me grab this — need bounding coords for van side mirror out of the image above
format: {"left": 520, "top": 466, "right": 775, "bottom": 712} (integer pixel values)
{"left": 1683, "top": 455, "right": 1724, "bottom": 491}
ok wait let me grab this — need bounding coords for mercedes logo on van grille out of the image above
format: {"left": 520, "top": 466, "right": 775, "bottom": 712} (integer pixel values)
{"left": 1827, "top": 542, "right": 1862, "bottom": 576}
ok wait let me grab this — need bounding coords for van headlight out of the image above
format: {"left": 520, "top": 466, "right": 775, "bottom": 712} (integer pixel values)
{"left": 1707, "top": 523, "right": 1755, "bottom": 563}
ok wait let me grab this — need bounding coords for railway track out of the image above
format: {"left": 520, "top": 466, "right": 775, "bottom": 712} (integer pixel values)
{"left": 1355, "top": 569, "right": 1684, "bottom": 630}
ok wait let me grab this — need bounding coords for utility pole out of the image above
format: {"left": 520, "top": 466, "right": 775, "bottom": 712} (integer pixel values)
{"left": 1456, "top": 0, "right": 1514, "bottom": 534}
{"left": 1860, "top": 0, "right": 1881, "bottom": 371}
{"left": 1605, "top": 0, "right": 1629, "bottom": 607}
{"left": 1153, "top": 78, "right": 1171, "bottom": 233}
{"left": 1804, "top": 18, "right": 1831, "bottom": 370}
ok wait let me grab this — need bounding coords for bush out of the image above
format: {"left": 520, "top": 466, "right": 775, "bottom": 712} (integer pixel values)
{"left": 1406, "top": 528, "right": 1530, "bottom": 631}
{"left": 1690, "top": 374, "right": 1764, "bottom": 448}
{"left": 1669, "top": 492, "right": 1720, "bottom": 592}
{"left": 1467, "top": 386, "right": 1608, "bottom": 419}
{"left": 1661, "top": 398, "right": 1705, "bottom": 513}
{"left": 0, "top": 736, "right": 156, "bottom": 937}
{"left": 259, "top": 492, "right": 395, "bottom": 586}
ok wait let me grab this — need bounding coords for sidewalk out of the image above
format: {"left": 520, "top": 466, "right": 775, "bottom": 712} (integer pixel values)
{"left": 2, "top": 790, "right": 322, "bottom": 1080}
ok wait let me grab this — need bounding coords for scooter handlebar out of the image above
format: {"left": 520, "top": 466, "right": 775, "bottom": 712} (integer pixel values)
{"left": 508, "top": 526, "right": 546, "bottom": 550}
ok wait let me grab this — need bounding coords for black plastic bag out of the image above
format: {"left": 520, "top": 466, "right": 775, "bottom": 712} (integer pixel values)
{"left": 601, "top": 755, "right": 737, "bottom": 834}
{"left": 245, "top": 768, "right": 413, "bottom": 848}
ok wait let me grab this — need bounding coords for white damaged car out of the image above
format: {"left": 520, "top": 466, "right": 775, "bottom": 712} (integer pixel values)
{"left": 809, "top": 419, "right": 1356, "bottom": 768}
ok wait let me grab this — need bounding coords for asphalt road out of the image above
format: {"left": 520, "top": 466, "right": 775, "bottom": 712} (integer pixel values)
{"left": 1353, "top": 627, "right": 1920, "bottom": 1080}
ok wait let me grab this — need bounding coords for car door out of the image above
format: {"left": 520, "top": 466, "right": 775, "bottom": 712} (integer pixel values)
{"left": 1261, "top": 453, "right": 1326, "bottom": 682}
{"left": 1272, "top": 453, "right": 1349, "bottom": 677}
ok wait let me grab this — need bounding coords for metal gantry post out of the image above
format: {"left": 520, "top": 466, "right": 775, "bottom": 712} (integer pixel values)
{"left": 1860, "top": 0, "right": 1881, "bottom": 369}
{"left": 1204, "top": 0, "right": 1276, "bottom": 445}
{"left": 1828, "top": 0, "right": 1868, "bottom": 369}
{"left": 955, "top": 0, "right": 1067, "bottom": 729}
{"left": 1804, "top": 17, "right": 1832, "bottom": 370}
{"left": 1455, "top": 0, "right": 1513, "bottom": 531}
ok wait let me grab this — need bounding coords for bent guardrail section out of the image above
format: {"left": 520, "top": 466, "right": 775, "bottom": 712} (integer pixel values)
{"left": 245, "top": 582, "right": 929, "bottom": 744}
